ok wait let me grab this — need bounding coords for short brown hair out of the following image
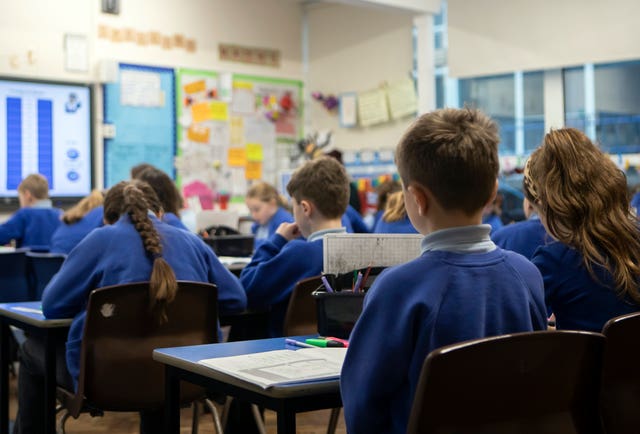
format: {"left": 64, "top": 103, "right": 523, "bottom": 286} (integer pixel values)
{"left": 395, "top": 107, "right": 499, "bottom": 215}
{"left": 18, "top": 174, "right": 49, "bottom": 199}
{"left": 286, "top": 157, "right": 349, "bottom": 219}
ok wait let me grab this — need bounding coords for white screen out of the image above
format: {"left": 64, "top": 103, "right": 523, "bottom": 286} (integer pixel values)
{"left": 0, "top": 79, "right": 92, "bottom": 199}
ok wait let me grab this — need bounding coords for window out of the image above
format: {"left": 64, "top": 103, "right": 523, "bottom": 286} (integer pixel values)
{"left": 459, "top": 74, "right": 515, "bottom": 154}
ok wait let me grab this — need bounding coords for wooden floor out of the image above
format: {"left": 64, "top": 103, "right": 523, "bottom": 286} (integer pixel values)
{"left": 8, "top": 372, "right": 347, "bottom": 434}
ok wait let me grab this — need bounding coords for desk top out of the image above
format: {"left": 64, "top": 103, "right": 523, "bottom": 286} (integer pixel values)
{"left": 153, "top": 336, "right": 341, "bottom": 398}
{"left": 0, "top": 302, "right": 73, "bottom": 328}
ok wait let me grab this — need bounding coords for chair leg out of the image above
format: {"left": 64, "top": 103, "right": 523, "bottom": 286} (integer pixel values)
{"left": 220, "top": 396, "right": 231, "bottom": 429}
{"left": 251, "top": 404, "right": 267, "bottom": 434}
{"left": 191, "top": 400, "right": 200, "bottom": 434}
{"left": 327, "top": 407, "right": 341, "bottom": 434}
{"left": 204, "top": 398, "right": 224, "bottom": 434}
{"left": 57, "top": 409, "right": 71, "bottom": 434}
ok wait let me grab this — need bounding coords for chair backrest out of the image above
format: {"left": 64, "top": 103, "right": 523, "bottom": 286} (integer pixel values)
{"left": 69, "top": 281, "right": 218, "bottom": 416}
{"left": 25, "top": 251, "right": 66, "bottom": 300}
{"left": 0, "top": 249, "right": 30, "bottom": 302}
{"left": 282, "top": 276, "right": 322, "bottom": 336}
{"left": 601, "top": 311, "right": 640, "bottom": 434}
{"left": 406, "top": 330, "right": 605, "bottom": 434}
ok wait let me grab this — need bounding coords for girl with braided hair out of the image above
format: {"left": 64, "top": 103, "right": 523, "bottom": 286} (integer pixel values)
{"left": 13, "top": 180, "right": 246, "bottom": 434}
{"left": 527, "top": 128, "right": 640, "bottom": 332}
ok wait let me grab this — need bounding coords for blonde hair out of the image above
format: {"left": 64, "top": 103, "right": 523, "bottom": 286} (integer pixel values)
{"left": 18, "top": 174, "right": 49, "bottom": 200}
{"left": 104, "top": 180, "right": 177, "bottom": 324}
{"left": 524, "top": 128, "right": 640, "bottom": 302}
{"left": 247, "top": 181, "right": 289, "bottom": 208}
{"left": 62, "top": 189, "right": 104, "bottom": 224}
{"left": 382, "top": 191, "right": 407, "bottom": 223}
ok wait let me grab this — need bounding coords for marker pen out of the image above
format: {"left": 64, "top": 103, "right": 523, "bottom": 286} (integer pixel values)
{"left": 305, "top": 338, "right": 345, "bottom": 348}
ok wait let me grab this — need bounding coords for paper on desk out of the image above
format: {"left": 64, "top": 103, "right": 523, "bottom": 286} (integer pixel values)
{"left": 198, "top": 348, "right": 347, "bottom": 389}
{"left": 217, "top": 256, "right": 252, "bottom": 266}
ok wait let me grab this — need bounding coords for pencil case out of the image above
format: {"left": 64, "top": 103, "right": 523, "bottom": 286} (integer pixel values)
{"left": 312, "top": 267, "right": 385, "bottom": 339}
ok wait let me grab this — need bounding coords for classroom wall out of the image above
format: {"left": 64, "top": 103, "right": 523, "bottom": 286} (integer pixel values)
{"left": 447, "top": 0, "right": 640, "bottom": 78}
{"left": 0, "top": 0, "right": 303, "bottom": 81}
{"left": 306, "top": 3, "right": 416, "bottom": 151}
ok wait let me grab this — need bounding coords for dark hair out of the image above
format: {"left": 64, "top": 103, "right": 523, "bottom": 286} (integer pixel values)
{"left": 134, "top": 167, "right": 183, "bottom": 217}
{"left": 395, "top": 107, "right": 500, "bottom": 215}
{"left": 286, "top": 157, "right": 349, "bottom": 218}
{"left": 376, "top": 180, "right": 402, "bottom": 212}
{"left": 524, "top": 128, "right": 640, "bottom": 302}
{"left": 130, "top": 163, "right": 156, "bottom": 179}
{"left": 103, "top": 180, "right": 177, "bottom": 323}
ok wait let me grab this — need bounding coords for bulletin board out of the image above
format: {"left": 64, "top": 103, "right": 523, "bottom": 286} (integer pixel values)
{"left": 175, "top": 69, "right": 303, "bottom": 205}
{"left": 103, "top": 63, "right": 176, "bottom": 187}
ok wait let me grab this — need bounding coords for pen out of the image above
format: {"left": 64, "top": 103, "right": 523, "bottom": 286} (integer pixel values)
{"left": 361, "top": 263, "right": 373, "bottom": 292}
{"left": 321, "top": 275, "right": 334, "bottom": 293}
{"left": 305, "top": 338, "right": 345, "bottom": 348}
{"left": 285, "top": 338, "right": 316, "bottom": 348}
{"left": 353, "top": 271, "right": 363, "bottom": 293}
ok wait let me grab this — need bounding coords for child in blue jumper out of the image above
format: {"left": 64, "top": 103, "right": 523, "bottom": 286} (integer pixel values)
{"left": 13, "top": 179, "right": 246, "bottom": 434}
{"left": 373, "top": 190, "right": 418, "bottom": 234}
{"left": 341, "top": 108, "right": 547, "bottom": 434}
{"left": 245, "top": 181, "right": 293, "bottom": 249}
{"left": 50, "top": 189, "right": 104, "bottom": 254}
{"left": 240, "top": 157, "right": 349, "bottom": 336}
{"left": 133, "top": 165, "right": 189, "bottom": 231}
{"left": 527, "top": 128, "right": 640, "bottom": 332}
{"left": 0, "top": 174, "right": 62, "bottom": 250}
{"left": 491, "top": 197, "right": 549, "bottom": 259}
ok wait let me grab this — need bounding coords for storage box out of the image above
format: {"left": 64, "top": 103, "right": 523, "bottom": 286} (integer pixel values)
{"left": 312, "top": 291, "right": 365, "bottom": 340}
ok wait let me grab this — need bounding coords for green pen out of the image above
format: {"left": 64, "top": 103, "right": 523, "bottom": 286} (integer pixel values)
{"left": 305, "top": 338, "right": 345, "bottom": 348}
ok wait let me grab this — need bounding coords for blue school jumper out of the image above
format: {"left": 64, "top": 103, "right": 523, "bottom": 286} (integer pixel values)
{"left": 343, "top": 204, "right": 369, "bottom": 233}
{"left": 251, "top": 207, "right": 294, "bottom": 249}
{"left": 341, "top": 225, "right": 546, "bottom": 434}
{"left": 532, "top": 241, "right": 640, "bottom": 332}
{"left": 41, "top": 214, "right": 247, "bottom": 383}
{"left": 50, "top": 206, "right": 104, "bottom": 254}
{"left": 373, "top": 215, "right": 418, "bottom": 234}
{"left": 240, "top": 227, "right": 346, "bottom": 337}
{"left": 491, "top": 216, "right": 548, "bottom": 259}
{"left": 0, "top": 200, "right": 62, "bottom": 249}
{"left": 482, "top": 213, "right": 503, "bottom": 234}
{"left": 162, "top": 212, "right": 189, "bottom": 231}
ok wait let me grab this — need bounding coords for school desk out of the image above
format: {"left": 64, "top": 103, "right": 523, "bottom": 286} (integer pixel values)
{"left": 153, "top": 336, "right": 343, "bottom": 434}
{"left": 0, "top": 302, "right": 72, "bottom": 434}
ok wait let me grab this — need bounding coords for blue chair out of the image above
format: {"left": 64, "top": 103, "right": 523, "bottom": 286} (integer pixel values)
{"left": 0, "top": 249, "right": 31, "bottom": 302}
{"left": 25, "top": 252, "right": 66, "bottom": 300}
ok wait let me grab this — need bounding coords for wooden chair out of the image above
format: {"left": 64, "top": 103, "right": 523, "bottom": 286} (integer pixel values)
{"left": 282, "top": 275, "right": 322, "bottom": 336}
{"left": 56, "top": 281, "right": 223, "bottom": 434}
{"left": 25, "top": 251, "right": 66, "bottom": 300}
{"left": 407, "top": 330, "right": 605, "bottom": 434}
{"left": 601, "top": 311, "right": 640, "bottom": 434}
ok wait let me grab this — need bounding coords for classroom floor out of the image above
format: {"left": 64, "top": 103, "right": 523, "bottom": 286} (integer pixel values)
{"left": 7, "top": 370, "right": 347, "bottom": 434}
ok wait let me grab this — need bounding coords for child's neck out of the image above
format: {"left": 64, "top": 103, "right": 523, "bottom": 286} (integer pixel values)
{"left": 309, "top": 218, "right": 343, "bottom": 235}
{"left": 426, "top": 209, "right": 483, "bottom": 233}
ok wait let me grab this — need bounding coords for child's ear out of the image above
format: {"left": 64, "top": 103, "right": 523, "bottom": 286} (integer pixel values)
{"left": 407, "top": 184, "right": 428, "bottom": 216}
{"left": 300, "top": 199, "right": 312, "bottom": 217}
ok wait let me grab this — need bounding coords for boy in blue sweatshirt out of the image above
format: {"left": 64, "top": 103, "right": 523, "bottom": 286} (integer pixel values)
{"left": 240, "top": 157, "right": 349, "bottom": 336}
{"left": 341, "top": 108, "right": 547, "bottom": 434}
{"left": 0, "top": 174, "right": 62, "bottom": 250}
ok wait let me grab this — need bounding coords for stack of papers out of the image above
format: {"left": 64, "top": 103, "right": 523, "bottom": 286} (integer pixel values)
{"left": 198, "top": 348, "right": 347, "bottom": 389}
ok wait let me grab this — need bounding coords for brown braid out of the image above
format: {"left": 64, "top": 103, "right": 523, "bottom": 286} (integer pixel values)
{"left": 104, "top": 180, "right": 178, "bottom": 323}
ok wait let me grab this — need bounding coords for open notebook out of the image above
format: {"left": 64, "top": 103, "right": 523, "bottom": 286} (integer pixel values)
{"left": 198, "top": 347, "right": 347, "bottom": 389}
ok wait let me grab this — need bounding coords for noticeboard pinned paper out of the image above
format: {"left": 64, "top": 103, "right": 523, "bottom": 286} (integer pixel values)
{"left": 386, "top": 78, "right": 418, "bottom": 119}
{"left": 357, "top": 89, "right": 389, "bottom": 127}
